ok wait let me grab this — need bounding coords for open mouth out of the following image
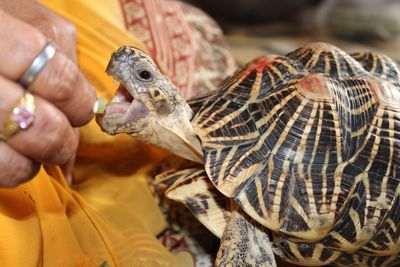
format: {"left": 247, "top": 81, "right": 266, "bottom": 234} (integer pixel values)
{"left": 103, "top": 81, "right": 149, "bottom": 120}
{"left": 97, "top": 80, "right": 150, "bottom": 134}
{"left": 103, "top": 84, "right": 134, "bottom": 118}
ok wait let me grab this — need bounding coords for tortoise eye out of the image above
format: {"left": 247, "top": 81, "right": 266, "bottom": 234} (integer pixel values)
{"left": 138, "top": 70, "right": 152, "bottom": 81}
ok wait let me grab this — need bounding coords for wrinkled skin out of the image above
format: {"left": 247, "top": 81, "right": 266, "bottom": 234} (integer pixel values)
{"left": 0, "top": 0, "right": 96, "bottom": 186}
{"left": 97, "top": 46, "right": 202, "bottom": 162}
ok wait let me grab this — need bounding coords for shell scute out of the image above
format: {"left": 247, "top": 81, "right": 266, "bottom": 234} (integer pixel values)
{"left": 296, "top": 74, "right": 333, "bottom": 102}
{"left": 190, "top": 43, "right": 395, "bottom": 240}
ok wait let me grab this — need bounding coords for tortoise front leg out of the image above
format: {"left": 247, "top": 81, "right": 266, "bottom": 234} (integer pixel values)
{"left": 216, "top": 208, "right": 277, "bottom": 267}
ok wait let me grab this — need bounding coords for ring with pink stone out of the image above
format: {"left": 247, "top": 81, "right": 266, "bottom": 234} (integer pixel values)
{"left": 0, "top": 93, "right": 36, "bottom": 140}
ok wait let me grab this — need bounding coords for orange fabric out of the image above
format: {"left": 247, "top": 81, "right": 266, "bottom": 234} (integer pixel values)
{"left": 0, "top": 0, "right": 192, "bottom": 266}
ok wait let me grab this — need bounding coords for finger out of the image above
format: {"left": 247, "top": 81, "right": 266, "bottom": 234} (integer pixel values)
{"left": 0, "top": 9, "right": 96, "bottom": 126}
{"left": 0, "top": 0, "right": 78, "bottom": 62}
{"left": 31, "top": 3, "right": 79, "bottom": 63}
{"left": 0, "top": 76, "right": 79, "bottom": 165}
{"left": 0, "top": 142, "right": 40, "bottom": 187}
{"left": 60, "top": 128, "right": 79, "bottom": 184}
{"left": 31, "top": 51, "right": 97, "bottom": 126}
{"left": 60, "top": 153, "right": 76, "bottom": 185}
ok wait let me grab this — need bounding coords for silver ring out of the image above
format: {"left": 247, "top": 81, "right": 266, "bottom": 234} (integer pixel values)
{"left": 18, "top": 42, "right": 56, "bottom": 89}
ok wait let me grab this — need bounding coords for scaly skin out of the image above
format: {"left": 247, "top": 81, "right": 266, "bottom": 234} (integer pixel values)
{"left": 96, "top": 46, "right": 203, "bottom": 163}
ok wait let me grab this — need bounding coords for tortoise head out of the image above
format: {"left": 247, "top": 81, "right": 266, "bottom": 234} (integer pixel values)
{"left": 97, "top": 46, "right": 202, "bottom": 162}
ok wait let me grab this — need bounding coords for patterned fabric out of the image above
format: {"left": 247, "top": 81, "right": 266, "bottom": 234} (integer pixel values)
{"left": 119, "top": 0, "right": 236, "bottom": 99}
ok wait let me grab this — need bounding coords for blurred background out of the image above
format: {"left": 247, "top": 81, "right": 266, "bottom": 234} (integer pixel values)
{"left": 185, "top": 0, "right": 400, "bottom": 65}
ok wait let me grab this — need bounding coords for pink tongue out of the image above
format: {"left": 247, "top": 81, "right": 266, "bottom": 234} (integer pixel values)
{"left": 116, "top": 85, "right": 134, "bottom": 102}
{"left": 106, "top": 102, "right": 130, "bottom": 115}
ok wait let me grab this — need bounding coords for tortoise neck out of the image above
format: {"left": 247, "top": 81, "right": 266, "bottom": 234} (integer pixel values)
{"left": 161, "top": 115, "right": 203, "bottom": 163}
{"left": 135, "top": 102, "right": 203, "bottom": 163}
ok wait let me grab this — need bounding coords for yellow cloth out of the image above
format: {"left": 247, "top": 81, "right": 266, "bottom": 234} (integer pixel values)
{"left": 0, "top": 0, "right": 192, "bottom": 266}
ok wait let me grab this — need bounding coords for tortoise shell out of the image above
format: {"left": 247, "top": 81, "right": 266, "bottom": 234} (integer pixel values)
{"left": 161, "top": 42, "right": 400, "bottom": 266}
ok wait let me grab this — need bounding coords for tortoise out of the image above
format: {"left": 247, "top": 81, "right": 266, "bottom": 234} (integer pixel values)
{"left": 97, "top": 42, "right": 400, "bottom": 266}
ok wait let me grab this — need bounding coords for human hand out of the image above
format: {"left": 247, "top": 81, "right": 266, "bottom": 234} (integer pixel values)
{"left": 0, "top": 1, "right": 97, "bottom": 187}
